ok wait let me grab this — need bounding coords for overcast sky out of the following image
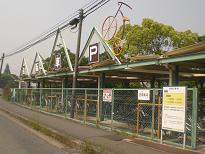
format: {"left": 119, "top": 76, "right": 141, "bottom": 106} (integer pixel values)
{"left": 0, "top": 0, "right": 204, "bottom": 74}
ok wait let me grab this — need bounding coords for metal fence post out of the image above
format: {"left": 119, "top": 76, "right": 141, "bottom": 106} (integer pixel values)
{"left": 151, "top": 89, "right": 156, "bottom": 139}
{"left": 111, "top": 89, "right": 114, "bottom": 130}
{"left": 84, "top": 89, "right": 87, "bottom": 124}
{"left": 40, "top": 88, "right": 42, "bottom": 110}
{"left": 13, "top": 88, "right": 16, "bottom": 103}
{"left": 191, "top": 88, "right": 198, "bottom": 149}
{"left": 20, "top": 89, "right": 22, "bottom": 104}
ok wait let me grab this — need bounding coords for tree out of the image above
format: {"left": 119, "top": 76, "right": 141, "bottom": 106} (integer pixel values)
{"left": 199, "top": 35, "right": 205, "bottom": 42}
{"left": 43, "top": 46, "right": 88, "bottom": 71}
{"left": 4, "top": 63, "right": 11, "bottom": 74}
{"left": 114, "top": 18, "right": 199, "bottom": 56}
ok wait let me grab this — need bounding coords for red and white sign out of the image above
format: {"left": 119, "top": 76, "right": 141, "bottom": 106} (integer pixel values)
{"left": 103, "top": 89, "right": 112, "bottom": 102}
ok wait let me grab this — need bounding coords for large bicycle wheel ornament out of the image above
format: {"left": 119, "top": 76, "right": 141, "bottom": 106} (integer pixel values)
{"left": 101, "top": 1, "right": 132, "bottom": 56}
{"left": 102, "top": 16, "right": 118, "bottom": 41}
{"left": 112, "top": 37, "right": 126, "bottom": 56}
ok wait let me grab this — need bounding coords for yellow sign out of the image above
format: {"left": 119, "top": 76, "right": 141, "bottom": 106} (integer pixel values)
{"left": 163, "top": 93, "right": 185, "bottom": 106}
{"left": 162, "top": 87, "right": 186, "bottom": 133}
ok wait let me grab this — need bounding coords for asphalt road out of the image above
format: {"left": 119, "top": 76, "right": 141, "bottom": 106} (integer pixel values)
{"left": 0, "top": 111, "right": 72, "bottom": 154}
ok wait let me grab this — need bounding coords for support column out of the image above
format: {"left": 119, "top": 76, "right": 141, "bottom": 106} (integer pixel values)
{"left": 151, "top": 77, "right": 155, "bottom": 88}
{"left": 28, "top": 81, "right": 31, "bottom": 88}
{"left": 42, "top": 79, "right": 45, "bottom": 88}
{"left": 64, "top": 77, "right": 69, "bottom": 114}
{"left": 158, "top": 80, "right": 161, "bottom": 88}
{"left": 18, "top": 81, "right": 21, "bottom": 88}
{"left": 99, "top": 73, "right": 105, "bottom": 121}
{"left": 37, "top": 82, "right": 40, "bottom": 88}
{"left": 168, "top": 65, "right": 179, "bottom": 86}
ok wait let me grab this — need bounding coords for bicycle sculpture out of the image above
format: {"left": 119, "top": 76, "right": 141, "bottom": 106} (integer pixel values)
{"left": 102, "top": 1, "right": 132, "bottom": 56}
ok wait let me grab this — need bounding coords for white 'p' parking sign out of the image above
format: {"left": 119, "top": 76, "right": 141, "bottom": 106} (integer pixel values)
{"left": 89, "top": 43, "right": 99, "bottom": 64}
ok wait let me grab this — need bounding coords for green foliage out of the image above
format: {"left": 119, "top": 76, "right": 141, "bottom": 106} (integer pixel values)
{"left": 199, "top": 35, "right": 205, "bottom": 42}
{"left": 2, "top": 86, "right": 11, "bottom": 100}
{"left": 129, "top": 82, "right": 142, "bottom": 88}
{"left": 114, "top": 18, "right": 199, "bottom": 56}
{"left": 0, "top": 73, "right": 18, "bottom": 88}
{"left": 81, "top": 141, "right": 104, "bottom": 154}
{"left": 44, "top": 46, "right": 88, "bottom": 71}
{"left": 4, "top": 63, "right": 11, "bottom": 74}
{"left": 0, "top": 73, "right": 18, "bottom": 101}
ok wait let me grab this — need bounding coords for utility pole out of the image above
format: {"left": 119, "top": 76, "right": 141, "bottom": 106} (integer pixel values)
{"left": 70, "top": 9, "right": 84, "bottom": 118}
{"left": 0, "top": 53, "right": 5, "bottom": 78}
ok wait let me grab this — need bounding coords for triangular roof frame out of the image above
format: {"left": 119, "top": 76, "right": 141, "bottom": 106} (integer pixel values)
{"left": 30, "top": 52, "right": 46, "bottom": 76}
{"left": 19, "top": 58, "right": 30, "bottom": 78}
{"left": 48, "top": 28, "right": 73, "bottom": 72}
{"left": 79, "top": 27, "right": 121, "bottom": 65}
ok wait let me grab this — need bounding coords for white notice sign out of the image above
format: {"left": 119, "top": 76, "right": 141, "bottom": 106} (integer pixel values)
{"left": 138, "top": 90, "right": 150, "bottom": 101}
{"left": 103, "top": 89, "right": 112, "bottom": 102}
{"left": 162, "top": 87, "right": 186, "bottom": 133}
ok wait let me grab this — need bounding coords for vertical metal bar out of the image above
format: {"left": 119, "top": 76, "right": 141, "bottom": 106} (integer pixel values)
{"left": 65, "top": 88, "right": 68, "bottom": 118}
{"left": 84, "top": 90, "right": 87, "bottom": 124}
{"left": 111, "top": 89, "right": 114, "bottom": 130}
{"left": 151, "top": 89, "right": 156, "bottom": 139}
{"left": 40, "top": 88, "right": 42, "bottom": 110}
{"left": 191, "top": 88, "right": 198, "bottom": 149}
{"left": 157, "top": 96, "right": 161, "bottom": 139}
{"left": 61, "top": 80, "right": 64, "bottom": 104}
{"left": 137, "top": 103, "right": 139, "bottom": 134}
{"left": 13, "top": 88, "right": 16, "bottom": 103}
{"left": 183, "top": 132, "right": 186, "bottom": 149}
{"left": 0, "top": 53, "right": 5, "bottom": 78}
{"left": 183, "top": 87, "right": 188, "bottom": 149}
{"left": 50, "top": 88, "right": 52, "bottom": 112}
{"left": 96, "top": 100, "right": 99, "bottom": 126}
{"left": 18, "top": 81, "right": 21, "bottom": 88}
{"left": 160, "top": 129, "right": 163, "bottom": 144}
{"left": 99, "top": 73, "right": 105, "bottom": 121}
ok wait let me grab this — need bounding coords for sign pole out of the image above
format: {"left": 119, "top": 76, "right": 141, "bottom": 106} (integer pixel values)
{"left": 183, "top": 87, "right": 187, "bottom": 148}
{"left": 160, "top": 129, "right": 163, "bottom": 144}
{"left": 183, "top": 132, "right": 186, "bottom": 148}
{"left": 0, "top": 53, "right": 5, "bottom": 78}
{"left": 161, "top": 86, "right": 187, "bottom": 148}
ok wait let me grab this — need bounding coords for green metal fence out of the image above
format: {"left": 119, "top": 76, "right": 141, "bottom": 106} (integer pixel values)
{"left": 10, "top": 87, "right": 200, "bottom": 149}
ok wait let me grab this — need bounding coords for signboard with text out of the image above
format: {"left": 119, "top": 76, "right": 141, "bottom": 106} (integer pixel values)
{"left": 22, "top": 66, "right": 25, "bottom": 75}
{"left": 55, "top": 54, "right": 61, "bottom": 69}
{"left": 138, "top": 90, "right": 150, "bottom": 101}
{"left": 103, "top": 89, "right": 112, "bottom": 102}
{"left": 162, "top": 87, "right": 186, "bottom": 133}
{"left": 89, "top": 43, "right": 99, "bottom": 64}
{"left": 35, "top": 62, "right": 39, "bottom": 73}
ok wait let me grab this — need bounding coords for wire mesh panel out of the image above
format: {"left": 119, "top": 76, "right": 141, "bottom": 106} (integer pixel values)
{"left": 12, "top": 87, "right": 199, "bottom": 149}
{"left": 160, "top": 88, "right": 197, "bottom": 148}
{"left": 113, "top": 90, "right": 138, "bottom": 133}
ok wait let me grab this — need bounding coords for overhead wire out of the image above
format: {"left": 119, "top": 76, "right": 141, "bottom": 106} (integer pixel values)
{"left": 84, "top": 0, "right": 111, "bottom": 17}
{"left": 4, "top": 0, "right": 111, "bottom": 59}
{"left": 7, "top": 0, "right": 102, "bottom": 54}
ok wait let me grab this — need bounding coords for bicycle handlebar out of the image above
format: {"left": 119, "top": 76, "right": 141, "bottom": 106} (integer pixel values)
{"left": 118, "top": 1, "right": 132, "bottom": 10}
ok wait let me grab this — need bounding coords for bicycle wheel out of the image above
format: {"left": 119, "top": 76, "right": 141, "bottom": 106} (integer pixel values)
{"left": 102, "top": 16, "right": 118, "bottom": 41}
{"left": 112, "top": 37, "right": 125, "bottom": 56}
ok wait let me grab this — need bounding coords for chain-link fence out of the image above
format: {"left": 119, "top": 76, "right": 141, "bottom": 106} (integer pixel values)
{"left": 11, "top": 87, "right": 199, "bottom": 149}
